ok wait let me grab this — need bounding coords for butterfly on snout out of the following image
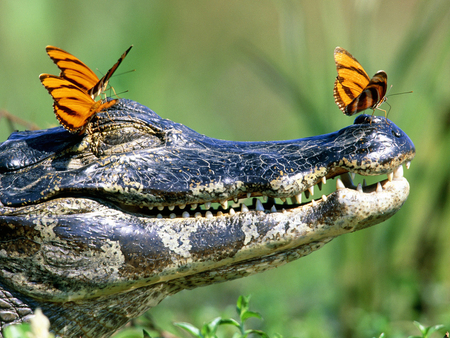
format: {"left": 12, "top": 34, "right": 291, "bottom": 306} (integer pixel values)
{"left": 40, "top": 45, "right": 132, "bottom": 134}
{"left": 333, "top": 47, "right": 388, "bottom": 116}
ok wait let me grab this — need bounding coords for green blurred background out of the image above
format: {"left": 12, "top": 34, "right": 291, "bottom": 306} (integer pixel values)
{"left": 1, "top": 1, "right": 450, "bottom": 337}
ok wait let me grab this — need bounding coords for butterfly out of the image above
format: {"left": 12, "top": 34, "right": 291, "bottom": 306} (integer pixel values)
{"left": 40, "top": 45, "right": 132, "bottom": 133}
{"left": 333, "top": 47, "right": 388, "bottom": 116}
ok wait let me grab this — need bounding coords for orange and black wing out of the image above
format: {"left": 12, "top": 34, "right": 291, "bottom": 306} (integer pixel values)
{"left": 46, "top": 45, "right": 132, "bottom": 99}
{"left": 39, "top": 74, "right": 117, "bottom": 134}
{"left": 46, "top": 46, "right": 100, "bottom": 95}
{"left": 89, "top": 45, "right": 133, "bottom": 99}
{"left": 333, "top": 47, "right": 387, "bottom": 116}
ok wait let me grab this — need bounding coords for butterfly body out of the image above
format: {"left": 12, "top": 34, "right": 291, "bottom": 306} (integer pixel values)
{"left": 39, "top": 74, "right": 118, "bottom": 133}
{"left": 333, "top": 47, "right": 388, "bottom": 116}
{"left": 40, "top": 45, "right": 132, "bottom": 133}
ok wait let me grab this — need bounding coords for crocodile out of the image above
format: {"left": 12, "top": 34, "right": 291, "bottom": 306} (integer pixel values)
{"left": 0, "top": 99, "right": 415, "bottom": 337}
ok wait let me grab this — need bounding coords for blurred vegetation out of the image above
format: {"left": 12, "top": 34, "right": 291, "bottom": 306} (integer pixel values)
{"left": 1, "top": 0, "right": 450, "bottom": 337}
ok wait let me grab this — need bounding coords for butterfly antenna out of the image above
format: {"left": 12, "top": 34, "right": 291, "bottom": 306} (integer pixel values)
{"left": 389, "top": 90, "right": 413, "bottom": 97}
{"left": 386, "top": 84, "right": 394, "bottom": 95}
{"left": 385, "top": 101, "right": 392, "bottom": 119}
{"left": 114, "top": 69, "right": 136, "bottom": 77}
{"left": 387, "top": 84, "right": 413, "bottom": 97}
{"left": 98, "top": 68, "right": 136, "bottom": 79}
{"left": 114, "top": 89, "right": 129, "bottom": 96}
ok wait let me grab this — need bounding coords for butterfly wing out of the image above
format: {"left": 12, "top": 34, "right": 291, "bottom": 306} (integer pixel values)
{"left": 334, "top": 47, "right": 370, "bottom": 113}
{"left": 46, "top": 46, "right": 100, "bottom": 95}
{"left": 343, "top": 71, "right": 388, "bottom": 116}
{"left": 89, "top": 45, "right": 133, "bottom": 99}
{"left": 39, "top": 74, "right": 117, "bottom": 133}
{"left": 334, "top": 47, "right": 388, "bottom": 116}
{"left": 46, "top": 45, "right": 132, "bottom": 99}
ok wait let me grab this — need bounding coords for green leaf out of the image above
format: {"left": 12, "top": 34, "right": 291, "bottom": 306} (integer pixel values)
{"left": 216, "top": 318, "right": 241, "bottom": 327}
{"left": 413, "top": 321, "right": 428, "bottom": 335}
{"left": 202, "top": 316, "right": 223, "bottom": 337}
{"left": 411, "top": 321, "right": 445, "bottom": 338}
{"left": 236, "top": 295, "right": 251, "bottom": 316}
{"left": 243, "top": 329, "right": 269, "bottom": 338}
{"left": 174, "top": 322, "right": 203, "bottom": 338}
{"left": 426, "top": 324, "right": 445, "bottom": 335}
{"left": 240, "top": 310, "right": 262, "bottom": 322}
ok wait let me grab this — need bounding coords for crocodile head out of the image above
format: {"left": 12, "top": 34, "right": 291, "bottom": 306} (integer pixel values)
{"left": 0, "top": 99, "right": 415, "bottom": 337}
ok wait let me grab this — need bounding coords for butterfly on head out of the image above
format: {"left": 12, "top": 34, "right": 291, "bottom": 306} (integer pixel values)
{"left": 39, "top": 45, "right": 132, "bottom": 134}
{"left": 333, "top": 47, "right": 388, "bottom": 117}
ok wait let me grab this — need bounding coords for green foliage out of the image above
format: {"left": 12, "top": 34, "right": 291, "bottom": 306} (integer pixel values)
{"left": 174, "top": 296, "right": 269, "bottom": 338}
{"left": 408, "top": 321, "right": 445, "bottom": 338}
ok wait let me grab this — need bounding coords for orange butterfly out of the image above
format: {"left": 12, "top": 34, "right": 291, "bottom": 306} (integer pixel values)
{"left": 40, "top": 45, "right": 132, "bottom": 134}
{"left": 333, "top": 47, "right": 388, "bottom": 116}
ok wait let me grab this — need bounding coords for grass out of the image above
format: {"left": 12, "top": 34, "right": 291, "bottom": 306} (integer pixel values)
{"left": 4, "top": 297, "right": 448, "bottom": 338}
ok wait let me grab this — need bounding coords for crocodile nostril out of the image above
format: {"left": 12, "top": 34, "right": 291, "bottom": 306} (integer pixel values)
{"left": 392, "top": 129, "right": 401, "bottom": 138}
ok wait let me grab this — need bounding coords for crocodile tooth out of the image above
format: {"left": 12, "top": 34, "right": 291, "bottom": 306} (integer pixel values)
{"left": 340, "top": 173, "right": 355, "bottom": 188}
{"left": 262, "top": 195, "right": 268, "bottom": 202}
{"left": 220, "top": 200, "right": 228, "bottom": 209}
{"left": 157, "top": 214, "right": 163, "bottom": 218}
{"left": 406, "top": 161, "right": 411, "bottom": 169}
{"left": 255, "top": 199, "right": 264, "bottom": 211}
{"left": 376, "top": 182, "right": 383, "bottom": 192}
{"left": 282, "top": 208, "right": 287, "bottom": 213}
{"left": 241, "top": 204, "right": 249, "bottom": 212}
{"left": 295, "top": 194, "right": 302, "bottom": 204}
{"left": 246, "top": 193, "right": 251, "bottom": 199}
{"left": 321, "top": 195, "right": 327, "bottom": 201}
{"left": 357, "top": 183, "right": 363, "bottom": 193}
{"left": 179, "top": 204, "right": 186, "bottom": 210}
{"left": 321, "top": 176, "right": 327, "bottom": 185}
{"left": 217, "top": 211, "right": 223, "bottom": 216}
{"left": 387, "top": 172, "right": 393, "bottom": 182}
{"left": 148, "top": 206, "right": 154, "bottom": 210}
{"left": 229, "top": 208, "right": 235, "bottom": 215}
{"left": 280, "top": 197, "right": 286, "bottom": 203}
{"left": 182, "top": 211, "right": 190, "bottom": 218}
{"left": 336, "top": 177, "right": 345, "bottom": 190}
{"left": 270, "top": 205, "right": 277, "bottom": 212}
{"left": 195, "top": 212, "right": 202, "bottom": 218}
{"left": 311, "top": 199, "right": 317, "bottom": 206}
{"left": 350, "top": 172, "right": 356, "bottom": 180}
{"left": 168, "top": 205, "right": 175, "bottom": 211}
{"left": 308, "top": 186, "right": 314, "bottom": 196}
{"left": 204, "top": 202, "right": 211, "bottom": 210}
{"left": 205, "top": 211, "right": 213, "bottom": 219}
{"left": 191, "top": 204, "right": 198, "bottom": 210}
{"left": 233, "top": 197, "right": 239, "bottom": 203}
{"left": 157, "top": 206, "right": 164, "bottom": 211}
{"left": 393, "top": 165, "right": 403, "bottom": 179}
{"left": 169, "top": 213, "right": 176, "bottom": 219}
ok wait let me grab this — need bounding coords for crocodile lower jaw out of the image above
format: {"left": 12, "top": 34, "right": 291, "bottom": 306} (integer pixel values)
{"left": 122, "top": 163, "right": 410, "bottom": 223}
